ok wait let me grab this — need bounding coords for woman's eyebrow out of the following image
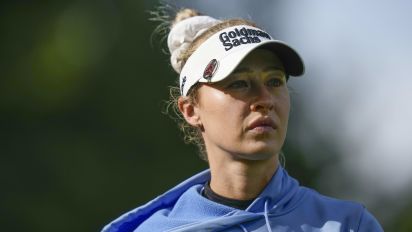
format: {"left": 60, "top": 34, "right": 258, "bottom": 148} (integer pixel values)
{"left": 262, "top": 66, "right": 284, "bottom": 72}
{"left": 232, "top": 66, "right": 284, "bottom": 74}
{"left": 232, "top": 67, "right": 252, "bottom": 74}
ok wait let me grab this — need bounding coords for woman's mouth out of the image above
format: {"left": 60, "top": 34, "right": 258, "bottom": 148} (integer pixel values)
{"left": 247, "top": 117, "right": 277, "bottom": 133}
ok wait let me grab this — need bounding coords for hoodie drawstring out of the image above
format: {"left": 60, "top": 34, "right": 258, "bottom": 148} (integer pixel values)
{"left": 264, "top": 199, "right": 273, "bottom": 232}
{"left": 237, "top": 199, "right": 273, "bottom": 232}
{"left": 239, "top": 224, "right": 248, "bottom": 232}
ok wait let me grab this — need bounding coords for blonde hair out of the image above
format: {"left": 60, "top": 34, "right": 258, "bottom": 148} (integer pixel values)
{"left": 163, "top": 8, "right": 258, "bottom": 161}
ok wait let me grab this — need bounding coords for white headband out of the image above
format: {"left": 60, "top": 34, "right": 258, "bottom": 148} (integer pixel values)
{"left": 178, "top": 25, "right": 305, "bottom": 96}
{"left": 167, "top": 16, "right": 222, "bottom": 73}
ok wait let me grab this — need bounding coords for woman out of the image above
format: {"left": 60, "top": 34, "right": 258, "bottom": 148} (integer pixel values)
{"left": 102, "top": 8, "right": 383, "bottom": 232}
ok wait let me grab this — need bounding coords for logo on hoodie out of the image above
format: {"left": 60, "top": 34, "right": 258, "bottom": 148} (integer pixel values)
{"left": 219, "top": 27, "right": 271, "bottom": 51}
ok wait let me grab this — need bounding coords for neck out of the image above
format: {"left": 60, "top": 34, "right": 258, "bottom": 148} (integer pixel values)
{"left": 208, "top": 151, "right": 279, "bottom": 201}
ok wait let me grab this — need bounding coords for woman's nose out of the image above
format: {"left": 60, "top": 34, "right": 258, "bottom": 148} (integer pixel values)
{"left": 250, "top": 84, "right": 274, "bottom": 113}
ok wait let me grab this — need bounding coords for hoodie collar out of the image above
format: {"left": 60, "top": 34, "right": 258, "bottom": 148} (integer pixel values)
{"left": 246, "top": 166, "right": 302, "bottom": 215}
{"left": 102, "top": 166, "right": 304, "bottom": 232}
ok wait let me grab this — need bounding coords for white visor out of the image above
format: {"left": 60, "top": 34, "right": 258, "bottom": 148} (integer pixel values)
{"left": 179, "top": 25, "right": 305, "bottom": 96}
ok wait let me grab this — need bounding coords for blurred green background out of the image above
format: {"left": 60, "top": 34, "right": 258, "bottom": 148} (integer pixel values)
{"left": 1, "top": 1, "right": 411, "bottom": 231}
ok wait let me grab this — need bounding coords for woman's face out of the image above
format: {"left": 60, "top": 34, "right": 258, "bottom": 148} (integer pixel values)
{"left": 195, "top": 49, "right": 290, "bottom": 161}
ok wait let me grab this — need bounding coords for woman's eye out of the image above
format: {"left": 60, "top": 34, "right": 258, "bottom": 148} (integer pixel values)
{"left": 267, "top": 78, "right": 284, "bottom": 87}
{"left": 227, "top": 80, "right": 249, "bottom": 89}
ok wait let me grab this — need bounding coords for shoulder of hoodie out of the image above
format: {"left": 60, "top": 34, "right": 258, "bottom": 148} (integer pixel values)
{"left": 301, "top": 186, "right": 363, "bottom": 211}
{"left": 299, "top": 186, "right": 383, "bottom": 231}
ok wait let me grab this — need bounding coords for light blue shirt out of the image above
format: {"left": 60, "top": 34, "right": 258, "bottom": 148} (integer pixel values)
{"left": 102, "top": 166, "right": 383, "bottom": 232}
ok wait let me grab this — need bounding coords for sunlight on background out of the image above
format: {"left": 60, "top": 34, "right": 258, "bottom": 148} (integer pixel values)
{"left": 286, "top": 0, "right": 412, "bottom": 224}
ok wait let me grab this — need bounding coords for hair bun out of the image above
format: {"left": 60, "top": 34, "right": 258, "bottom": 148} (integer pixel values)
{"left": 168, "top": 10, "right": 221, "bottom": 74}
{"left": 172, "top": 8, "right": 200, "bottom": 28}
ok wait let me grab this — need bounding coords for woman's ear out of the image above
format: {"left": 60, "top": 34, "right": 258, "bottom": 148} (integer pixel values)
{"left": 178, "top": 96, "right": 201, "bottom": 127}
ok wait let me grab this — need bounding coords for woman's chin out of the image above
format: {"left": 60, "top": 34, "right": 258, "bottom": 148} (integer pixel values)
{"left": 232, "top": 145, "right": 280, "bottom": 161}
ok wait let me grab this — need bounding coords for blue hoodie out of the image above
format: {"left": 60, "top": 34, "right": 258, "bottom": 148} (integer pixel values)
{"left": 102, "top": 166, "right": 383, "bottom": 232}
